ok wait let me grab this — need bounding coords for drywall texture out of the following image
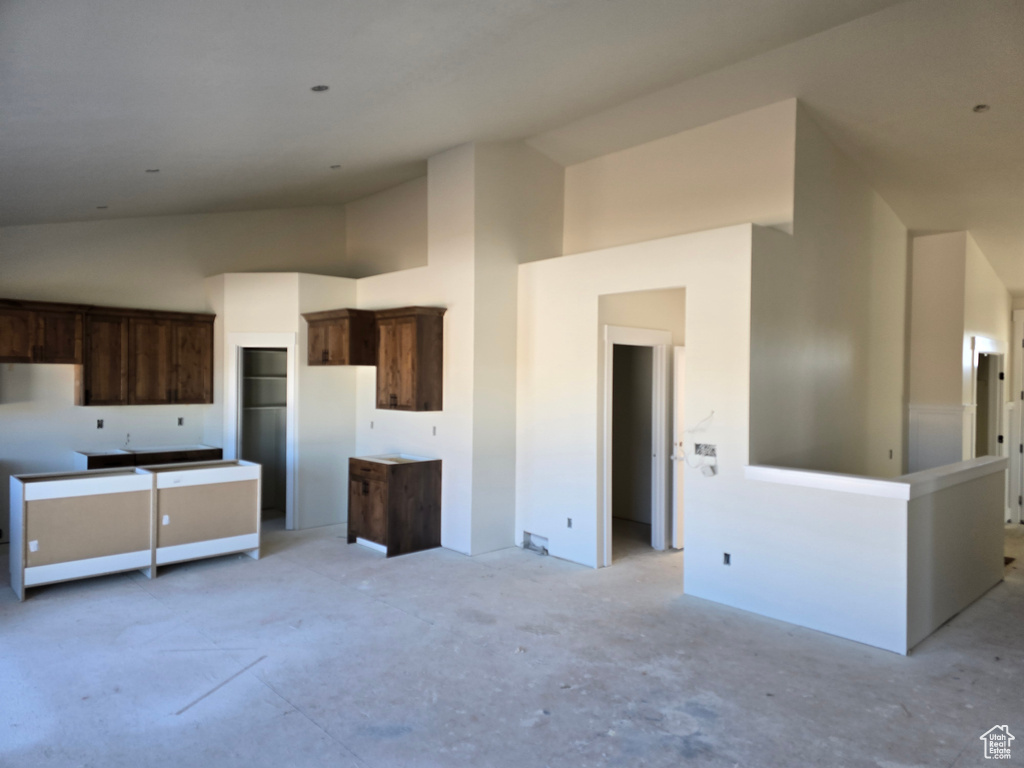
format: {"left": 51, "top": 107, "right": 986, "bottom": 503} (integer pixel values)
{"left": 354, "top": 144, "right": 478, "bottom": 555}
{"left": 516, "top": 224, "right": 753, "bottom": 569}
{"left": 906, "top": 231, "right": 1011, "bottom": 472}
{"left": 908, "top": 232, "right": 968, "bottom": 406}
{"left": 562, "top": 100, "right": 795, "bottom": 256}
{"left": 749, "top": 106, "right": 908, "bottom": 479}
{"left": 344, "top": 177, "right": 428, "bottom": 278}
{"left": 963, "top": 231, "right": 1011, "bottom": 403}
{"left": 0, "top": 207, "right": 348, "bottom": 311}
{"left": 353, "top": 141, "right": 561, "bottom": 556}
{"left": 598, "top": 288, "right": 686, "bottom": 346}
{"left": 210, "top": 272, "right": 359, "bottom": 530}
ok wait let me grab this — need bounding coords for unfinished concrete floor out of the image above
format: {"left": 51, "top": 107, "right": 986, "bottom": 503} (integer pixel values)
{"left": 2, "top": 523, "right": 1022, "bottom": 768}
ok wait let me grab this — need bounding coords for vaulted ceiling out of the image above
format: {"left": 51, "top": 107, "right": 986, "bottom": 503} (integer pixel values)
{"left": 2, "top": 0, "right": 1021, "bottom": 288}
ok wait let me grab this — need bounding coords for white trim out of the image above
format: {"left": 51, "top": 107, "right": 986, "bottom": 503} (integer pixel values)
{"left": 1013, "top": 309, "right": 1024, "bottom": 524}
{"left": 601, "top": 324, "right": 673, "bottom": 567}
{"left": 901, "top": 456, "right": 1008, "bottom": 499}
{"left": 22, "top": 472, "right": 152, "bottom": 501}
{"left": 745, "top": 465, "right": 911, "bottom": 499}
{"left": 650, "top": 344, "right": 670, "bottom": 551}
{"left": 356, "top": 537, "right": 388, "bottom": 554}
{"left": 745, "top": 456, "right": 1008, "bottom": 501}
{"left": 23, "top": 550, "right": 151, "bottom": 587}
{"left": 225, "top": 333, "right": 297, "bottom": 530}
{"left": 151, "top": 462, "right": 261, "bottom": 489}
{"left": 156, "top": 533, "right": 260, "bottom": 565}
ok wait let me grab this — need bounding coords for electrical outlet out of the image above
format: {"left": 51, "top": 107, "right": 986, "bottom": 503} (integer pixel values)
{"left": 96, "top": 419, "right": 104, "bottom": 429}
{"left": 432, "top": 426, "right": 437, "bottom": 436}
{"left": 567, "top": 517, "right": 572, "bottom": 528}
{"left": 370, "top": 421, "right": 374, "bottom": 429}
{"left": 723, "top": 553, "right": 731, "bottom": 565}
{"left": 695, "top": 443, "right": 717, "bottom": 457}
{"left": 177, "top": 417, "right": 184, "bottom": 426}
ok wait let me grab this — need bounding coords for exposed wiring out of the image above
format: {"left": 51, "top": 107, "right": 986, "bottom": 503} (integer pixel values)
{"left": 676, "top": 410, "right": 716, "bottom": 468}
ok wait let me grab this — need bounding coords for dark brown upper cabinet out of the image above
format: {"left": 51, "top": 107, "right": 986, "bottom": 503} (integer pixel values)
{"left": 375, "top": 307, "right": 445, "bottom": 412}
{"left": 81, "top": 314, "right": 129, "bottom": 406}
{"left": 1, "top": 297, "right": 214, "bottom": 406}
{"left": 128, "top": 317, "right": 174, "bottom": 405}
{"left": 172, "top": 321, "right": 214, "bottom": 404}
{"left": 0, "top": 302, "right": 83, "bottom": 364}
{"left": 0, "top": 307, "right": 36, "bottom": 363}
{"left": 35, "top": 309, "right": 83, "bottom": 364}
{"left": 302, "top": 308, "right": 377, "bottom": 366}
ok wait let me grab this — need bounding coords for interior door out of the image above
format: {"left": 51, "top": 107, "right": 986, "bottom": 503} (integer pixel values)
{"left": 671, "top": 346, "right": 685, "bottom": 549}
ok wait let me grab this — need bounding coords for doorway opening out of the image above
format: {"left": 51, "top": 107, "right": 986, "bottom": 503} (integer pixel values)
{"left": 601, "top": 325, "right": 677, "bottom": 567}
{"left": 239, "top": 348, "right": 287, "bottom": 523}
{"left": 611, "top": 344, "right": 654, "bottom": 559}
{"left": 975, "top": 352, "right": 1000, "bottom": 458}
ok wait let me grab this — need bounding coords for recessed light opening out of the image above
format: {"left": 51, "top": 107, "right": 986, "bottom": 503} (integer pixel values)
{"left": 96, "top": 206, "right": 108, "bottom": 209}
{"left": 145, "top": 169, "right": 160, "bottom": 173}
{"left": 330, "top": 165, "right": 341, "bottom": 169}
{"left": 973, "top": 104, "right": 990, "bottom": 113}
{"left": 311, "top": 85, "right": 329, "bottom": 92}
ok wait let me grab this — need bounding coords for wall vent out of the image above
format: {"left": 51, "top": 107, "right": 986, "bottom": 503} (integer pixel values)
{"left": 523, "top": 532, "right": 549, "bottom": 556}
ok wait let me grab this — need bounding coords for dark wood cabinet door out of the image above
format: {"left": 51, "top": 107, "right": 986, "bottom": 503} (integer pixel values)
{"left": 377, "top": 317, "right": 416, "bottom": 409}
{"left": 35, "top": 310, "right": 83, "bottom": 364}
{"left": 128, "top": 317, "right": 173, "bottom": 405}
{"left": 307, "top": 320, "right": 331, "bottom": 365}
{"left": 83, "top": 315, "right": 128, "bottom": 405}
{"left": 0, "top": 308, "right": 35, "bottom": 363}
{"left": 308, "top": 319, "right": 349, "bottom": 365}
{"left": 348, "top": 476, "right": 388, "bottom": 546}
{"left": 172, "top": 321, "right": 213, "bottom": 403}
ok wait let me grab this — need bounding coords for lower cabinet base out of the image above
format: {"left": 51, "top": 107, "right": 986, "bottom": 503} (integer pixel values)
{"left": 355, "top": 537, "right": 388, "bottom": 555}
{"left": 156, "top": 533, "right": 261, "bottom": 567}
{"left": 23, "top": 549, "right": 152, "bottom": 589}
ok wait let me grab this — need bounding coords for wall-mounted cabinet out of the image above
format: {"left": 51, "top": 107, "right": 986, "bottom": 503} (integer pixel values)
{"left": 0, "top": 298, "right": 215, "bottom": 406}
{"left": 375, "top": 307, "right": 445, "bottom": 411}
{"left": 0, "top": 303, "right": 83, "bottom": 364}
{"left": 302, "top": 308, "right": 377, "bottom": 366}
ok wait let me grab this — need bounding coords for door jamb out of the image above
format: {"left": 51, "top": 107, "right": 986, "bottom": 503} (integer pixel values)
{"left": 601, "top": 325, "right": 672, "bottom": 567}
{"left": 224, "top": 333, "right": 298, "bottom": 530}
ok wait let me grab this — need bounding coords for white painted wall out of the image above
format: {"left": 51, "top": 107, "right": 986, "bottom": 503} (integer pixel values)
{"left": 516, "top": 224, "right": 753, "bottom": 568}
{"left": 211, "top": 272, "right": 358, "bottom": 530}
{"left": 906, "top": 231, "right": 1011, "bottom": 471}
{"left": 0, "top": 207, "right": 348, "bottom": 310}
{"left": 355, "top": 144, "right": 478, "bottom": 554}
{"left": 344, "top": 177, "right": 428, "bottom": 278}
{"left": 749, "top": 106, "right": 908, "bottom": 478}
{"left": 562, "top": 101, "right": 795, "bottom": 256}
{"left": 598, "top": 288, "right": 686, "bottom": 346}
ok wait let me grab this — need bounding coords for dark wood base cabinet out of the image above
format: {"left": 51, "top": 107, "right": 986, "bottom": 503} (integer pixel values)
{"left": 348, "top": 456, "right": 441, "bottom": 558}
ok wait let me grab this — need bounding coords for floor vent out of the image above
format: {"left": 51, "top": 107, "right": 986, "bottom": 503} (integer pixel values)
{"left": 523, "top": 532, "right": 549, "bottom": 556}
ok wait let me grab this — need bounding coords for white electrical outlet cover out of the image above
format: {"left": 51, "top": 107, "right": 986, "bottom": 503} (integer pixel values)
{"left": 28, "top": 540, "right": 39, "bottom": 552}
{"left": 162, "top": 515, "right": 170, "bottom": 525}
{"left": 701, "top": 465, "right": 717, "bottom": 477}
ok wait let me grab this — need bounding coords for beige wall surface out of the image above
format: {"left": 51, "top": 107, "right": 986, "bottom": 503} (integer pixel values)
{"left": 599, "top": 288, "right": 686, "bottom": 346}
{"left": 562, "top": 100, "right": 795, "bottom": 256}
{"left": 749, "top": 106, "right": 908, "bottom": 479}
{"left": 908, "top": 232, "right": 967, "bottom": 407}
{"left": 0, "top": 206, "right": 347, "bottom": 311}
{"left": 344, "top": 177, "right": 429, "bottom": 278}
